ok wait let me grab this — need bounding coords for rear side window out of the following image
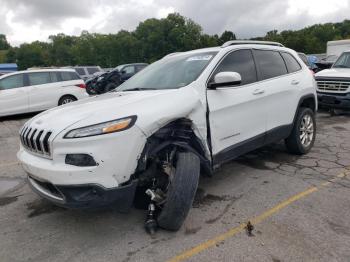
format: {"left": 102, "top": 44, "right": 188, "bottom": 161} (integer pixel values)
{"left": 0, "top": 74, "right": 24, "bottom": 90}
{"left": 75, "top": 68, "right": 85, "bottom": 75}
{"left": 60, "top": 71, "right": 80, "bottom": 81}
{"left": 50, "top": 72, "right": 59, "bottom": 82}
{"left": 28, "top": 72, "right": 51, "bottom": 85}
{"left": 86, "top": 67, "right": 100, "bottom": 74}
{"left": 282, "top": 52, "right": 302, "bottom": 73}
{"left": 254, "top": 50, "right": 287, "bottom": 80}
{"left": 70, "top": 72, "right": 81, "bottom": 80}
{"left": 212, "top": 49, "right": 257, "bottom": 85}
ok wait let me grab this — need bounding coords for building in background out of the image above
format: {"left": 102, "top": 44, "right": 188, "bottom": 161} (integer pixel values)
{"left": 0, "top": 63, "right": 18, "bottom": 76}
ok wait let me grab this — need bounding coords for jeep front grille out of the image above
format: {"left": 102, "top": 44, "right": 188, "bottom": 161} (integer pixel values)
{"left": 20, "top": 126, "right": 52, "bottom": 158}
{"left": 316, "top": 78, "right": 350, "bottom": 92}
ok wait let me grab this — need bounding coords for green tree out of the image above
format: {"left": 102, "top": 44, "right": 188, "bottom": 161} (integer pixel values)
{"left": 0, "top": 34, "right": 10, "bottom": 50}
{"left": 219, "top": 30, "right": 236, "bottom": 45}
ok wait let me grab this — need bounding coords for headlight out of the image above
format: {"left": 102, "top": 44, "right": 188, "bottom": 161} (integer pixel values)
{"left": 64, "top": 116, "right": 137, "bottom": 138}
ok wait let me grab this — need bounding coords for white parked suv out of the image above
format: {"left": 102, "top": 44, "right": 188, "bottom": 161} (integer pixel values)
{"left": 18, "top": 41, "right": 317, "bottom": 231}
{"left": 0, "top": 69, "right": 89, "bottom": 117}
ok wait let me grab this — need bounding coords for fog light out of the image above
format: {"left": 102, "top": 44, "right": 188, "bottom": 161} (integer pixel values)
{"left": 65, "top": 154, "right": 97, "bottom": 167}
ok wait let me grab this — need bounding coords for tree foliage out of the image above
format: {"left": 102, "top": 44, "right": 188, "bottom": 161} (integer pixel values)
{"left": 254, "top": 20, "right": 350, "bottom": 54}
{"left": 0, "top": 34, "right": 10, "bottom": 50}
{"left": 3, "top": 14, "right": 350, "bottom": 70}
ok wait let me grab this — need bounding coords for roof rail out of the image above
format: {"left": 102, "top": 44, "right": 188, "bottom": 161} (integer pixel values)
{"left": 222, "top": 40, "right": 284, "bottom": 48}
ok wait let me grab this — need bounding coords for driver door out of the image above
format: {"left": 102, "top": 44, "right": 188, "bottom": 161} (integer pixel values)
{"left": 207, "top": 49, "right": 267, "bottom": 164}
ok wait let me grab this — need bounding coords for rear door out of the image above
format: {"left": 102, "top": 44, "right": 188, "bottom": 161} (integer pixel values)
{"left": 253, "top": 49, "right": 302, "bottom": 142}
{"left": 27, "top": 72, "right": 57, "bottom": 111}
{"left": 207, "top": 49, "right": 267, "bottom": 164}
{"left": 0, "top": 73, "right": 29, "bottom": 116}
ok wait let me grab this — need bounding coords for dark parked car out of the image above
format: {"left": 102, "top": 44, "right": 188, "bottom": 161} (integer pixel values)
{"left": 86, "top": 63, "right": 148, "bottom": 95}
{"left": 314, "top": 55, "right": 338, "bottom": 72}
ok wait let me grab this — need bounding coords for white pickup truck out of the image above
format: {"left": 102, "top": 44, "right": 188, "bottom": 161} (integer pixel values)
{"left": 315, "top": 51, "right": 350, "bottom": 110}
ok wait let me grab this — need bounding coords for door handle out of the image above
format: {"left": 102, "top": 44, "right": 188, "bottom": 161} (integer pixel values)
{"left": 252, "top": 89, "right": 265, "bottom": 95}
{"left": 291, "top": 80, "right": 300, "bottom": 85}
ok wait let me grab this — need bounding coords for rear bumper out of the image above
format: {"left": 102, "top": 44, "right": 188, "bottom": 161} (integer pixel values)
{"left": 317, "top": 92, "right": 350, "bottom": 109}
{"left": 27, "top": 174, "right": 138, "bottom": 212}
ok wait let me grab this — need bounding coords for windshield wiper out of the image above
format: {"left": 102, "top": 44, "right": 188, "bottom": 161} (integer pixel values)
{"left": 121, "top": 87, "right": 157, "bottom": 91}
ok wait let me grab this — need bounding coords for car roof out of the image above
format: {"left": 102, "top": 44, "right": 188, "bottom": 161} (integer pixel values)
{"left": 0, "top": 68, "right": 76, "bottom": 79}
{"left": 167, "top": 43, "right": 294, "bottom": 60}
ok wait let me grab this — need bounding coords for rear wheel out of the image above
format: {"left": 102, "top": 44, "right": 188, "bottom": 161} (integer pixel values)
{"left": 285, "top": 107, "right": 316, "bottom": 154}
{"left": 157, "top": 151, "right": 200, "bottom": 231}
{"left": 58, "top": 95, "right": 77, "bottom": 106}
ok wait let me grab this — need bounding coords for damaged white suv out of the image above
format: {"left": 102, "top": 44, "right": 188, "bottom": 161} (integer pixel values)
{"left": 18, "top": 41, "right": 317, "bottom": 231}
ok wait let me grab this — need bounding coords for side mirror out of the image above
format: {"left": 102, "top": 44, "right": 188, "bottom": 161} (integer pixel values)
{"left": 208, "top": 72, "right": 241, "bottom": 89}
{"left": 121, "top": 70, "right": 126, "bottom": 74}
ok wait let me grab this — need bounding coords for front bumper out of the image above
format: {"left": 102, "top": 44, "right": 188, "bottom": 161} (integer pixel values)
{"left": 317, "top": 92, "right": 350, "bottom": 109}
{"left": 28, "top": 175, "right": 138, "bottom": 211}
{"left": 17, "top": 125, "right": 147, "bottom": 210}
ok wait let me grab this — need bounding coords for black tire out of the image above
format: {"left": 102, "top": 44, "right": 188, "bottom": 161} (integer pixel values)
{"left": 58, "top": 95, "right": 77, "bottom": 106}
{"left": 285, "top": 107, "right": 316, "bottom": 155}
{"left": 157, "top": 151, "right": 200, "bottom": 231}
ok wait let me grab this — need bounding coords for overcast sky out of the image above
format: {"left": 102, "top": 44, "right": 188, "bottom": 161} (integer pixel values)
{"left": 0, "top": 0, "right": 349, "bottom": 46}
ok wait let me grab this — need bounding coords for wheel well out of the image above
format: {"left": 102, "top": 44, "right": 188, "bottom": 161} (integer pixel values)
{"left": 58, "top": 95, "right": 77, "bottom": 104}
{"left": 135, "top": 118, "right": 211, "bottom": 176}
{"left": 300, "top": 96, "right": 316, "bottom": 112}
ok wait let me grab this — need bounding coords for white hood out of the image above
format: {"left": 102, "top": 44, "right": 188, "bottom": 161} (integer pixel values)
{"left": 315, "top": 68, "right": 350, "bottom": 78}
{"left": 26, "top": 87, "right": 207, "bottom": 140}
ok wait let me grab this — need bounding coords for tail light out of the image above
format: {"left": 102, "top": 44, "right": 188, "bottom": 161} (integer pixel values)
{"left": 76, "top": 83, "right": 86, "bottom": 89}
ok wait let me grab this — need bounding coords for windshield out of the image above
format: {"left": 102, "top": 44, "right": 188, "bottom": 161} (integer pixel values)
{"left": 114, "top": 65, "right": 125, "bottom": 72}
{"left": 333, "top": 52, "right": 350, "bottom": 68}
{"left": 117, "top": 51, "right": 217, "bottom": 91}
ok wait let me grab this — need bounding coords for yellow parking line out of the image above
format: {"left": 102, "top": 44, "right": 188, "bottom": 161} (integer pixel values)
{"left": 0, "top": 161, "right": 19, "bottom": 168}
{"left": 168, "top": 169, "right": 349, "bottom": 262}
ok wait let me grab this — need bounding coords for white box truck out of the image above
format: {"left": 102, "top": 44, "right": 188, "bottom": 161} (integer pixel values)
{"left": 327, "top": 40, "right": 350, "bottom": 57}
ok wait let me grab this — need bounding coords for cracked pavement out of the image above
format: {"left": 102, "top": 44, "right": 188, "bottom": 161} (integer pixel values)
{"left": 0, "top": 111, "right": 350, "bottom": 262}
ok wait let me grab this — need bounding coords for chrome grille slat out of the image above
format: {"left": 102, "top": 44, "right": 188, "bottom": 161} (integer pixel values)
{"left": 316, "top": 79, "right": 350, "bottom": 92}
{"left": 20, "top": 125, "right": 52, "bottom": 158}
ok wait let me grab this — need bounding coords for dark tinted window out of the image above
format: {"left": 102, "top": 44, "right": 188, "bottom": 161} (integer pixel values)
{"left": 0, "top": 74, "right": 24, "bottom": 90}
{"left": 70, "top": 72, "right": 80, "bottom": 80}
{"left": 282, "top": 52, "right": 302, "bottom": 73}
{"left": 254, "top": 50, "right": 287, "bottom": 80}
{"left": 86, "top": 67, "right": 100, "bottom": 74}
{"left": 298, "top": 53, "right": 308, "bottom": 65}
{"left": 75, "top": 68, "right": 85, "bottom": 75}
{"left": 212, "top": 49, "right": 257, "bottom": 85}
{"left": 50, "top": 72, "right": 59, "bottom": 82}
{"left": 60, "top": 71, "right": 80, "bottom": 81}
{"left": 28, "top": 72, "right": 51, "bottom": 85}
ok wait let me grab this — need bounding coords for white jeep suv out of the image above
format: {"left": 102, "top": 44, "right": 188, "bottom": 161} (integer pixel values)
{"left": 18, "top": 41, "right": 317, "bottom": 231}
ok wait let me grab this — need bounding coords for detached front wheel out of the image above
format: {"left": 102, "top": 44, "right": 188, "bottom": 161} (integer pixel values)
{"left": 157, "top": 151, "right": 200, "bottom": 231}
{"left": 285, "top": 107, "right": 316, "bottom": 154}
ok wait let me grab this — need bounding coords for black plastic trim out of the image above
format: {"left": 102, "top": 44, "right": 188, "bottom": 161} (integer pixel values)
{"left": 213, "top": 124, "right": 293, "bottom": 166}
